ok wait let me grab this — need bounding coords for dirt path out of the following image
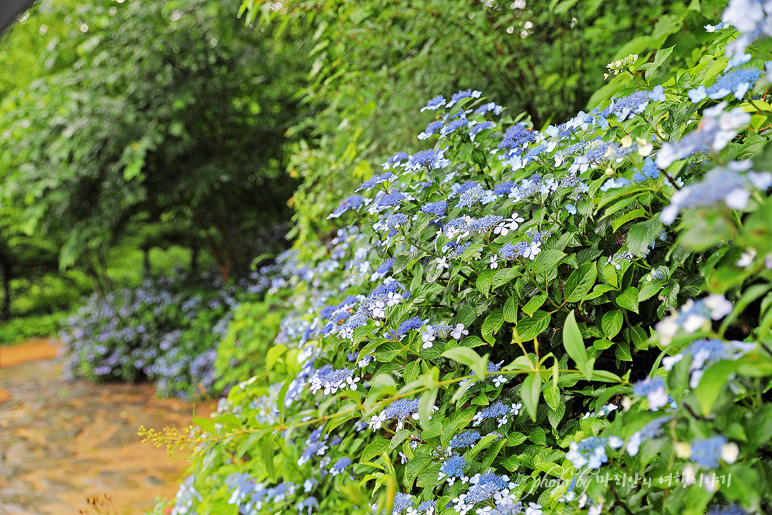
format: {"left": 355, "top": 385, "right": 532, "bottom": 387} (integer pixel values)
{"left": 0, "top": 341, "right": 216, "bottom": 515}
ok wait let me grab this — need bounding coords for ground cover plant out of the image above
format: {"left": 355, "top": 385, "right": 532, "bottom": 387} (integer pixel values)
{"left": 145, "top": 1, "right": 772, "bottom": 513}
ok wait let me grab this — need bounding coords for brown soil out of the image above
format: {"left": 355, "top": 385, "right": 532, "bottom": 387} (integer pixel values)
{"left": 0, "top": 341, "right": 217, "bottom": 515}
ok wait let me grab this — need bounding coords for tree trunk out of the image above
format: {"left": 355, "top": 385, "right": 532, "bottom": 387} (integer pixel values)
{"left": 190, "top": 242, "right": 199, "bottom": 275}
{"left": 0, "top": 257, "right": 11, "bottom": 321}
{"left": 143, "top": 247, "right": 151, "bottom": 277}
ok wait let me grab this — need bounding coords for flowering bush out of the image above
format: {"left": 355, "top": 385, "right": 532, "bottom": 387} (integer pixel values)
{"left": 62, "top": 274, "right": 261, "bottom": 399}
{"left": 158, "top": 3, "right": 772, "bottom": 514}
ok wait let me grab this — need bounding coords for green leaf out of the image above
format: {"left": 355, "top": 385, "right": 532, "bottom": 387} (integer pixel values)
{"left": 615, "top": 287, "right": 640, "bottom": 314}
{"left": 418, "top": 388, "right": 439, "bottom": 428}
{"left": 548, "top": 402, "right": 566, "bottom": 429}
{"left": 213, "top": 414, "right": 242, "bottom": 429}
{"left": 262, "top": 433, "right": 275, "bottom": 480}
{"left": 696, "top": 360, "right": 738, "bottom": 416}
{"left": 503, "top": 296, "right": 518, "bottom": 323}
{"left": 442, "top": 347, "right": 488, "bottom": 379}
{"left": 389, "top": 429, "right": 413, "bottom": 451}
{"left": 362, "top": 438, "right": 391, "bottom": 463}
{"left": 639, "top": 45, "right": 675, "bottom": 81}
{"left": 615, "top": 341, "right": 632, "bottom": 361}
{"left": 492, "top": 267, "right": 519, "bottom": 289}
{"left": 601, "top": 310, "right": 624, "bottom": 339}
{"left": 564, "top": 262, "right": 597, "bottom": 302}
{"left": 521, "top": 293, "right": 547, "bottom": 316}
{"left": 476, "top": 270, "right": 496, "bottom": 296}
{"left": 521, "top": 372, "right": 541, "bottom": 422}
{"left": 515, "top": 310, "right": 551, "bottom": 342}
{"left": 528, "top": 249, "right": 565, "bottom": 274}
{"left": 481, "top": 308, "right": 505, "bottom": 344}
{"left": 266, "top": 344, "right": 287, "bottom": 370}
{"left": 627, "top": 218, "right": 664, "bottom": 257}
{"left": 563, "top": 311, "right": 592, "bottom": 380}
{"left": 194, "top": 417, "right": 216, "bottom": 434}
{"left": 404, "top": 360, "right": 421, "bottom": 384}
{"left": 583, "top": 283, "right": 617, "bottom": 301}
{"left": 611, "top": 208, "right": 646, "bottom": 232}
{"left": 543, "top": 384, "right": 561, "bottom": 411}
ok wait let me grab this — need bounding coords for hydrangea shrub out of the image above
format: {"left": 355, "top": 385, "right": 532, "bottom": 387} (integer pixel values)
{"left": 159, "top": 3, "right": 772, "bottom": 513}
{"left": 62, "top": 274, "right": 264, "bottom": 399}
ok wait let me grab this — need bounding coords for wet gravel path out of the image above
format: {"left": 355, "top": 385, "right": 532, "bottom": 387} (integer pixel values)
{"left": 0, "top": 343, "right": 215, "bottom": 514}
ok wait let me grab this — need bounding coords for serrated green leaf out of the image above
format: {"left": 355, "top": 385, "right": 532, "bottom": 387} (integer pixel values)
{"left": 544, "top": 385, "right": 561, "bottom": 410}
{"left": 615, "top": 341, "right": 632, "bottom": 361}
{"left": 515, "top": 310, "right": 551, "bottom": 341}
{"left": 503, "top": 296, "right": 518, "bottom": 323}
{"left": 481, "top": 308, "right": 504, "bottom": 344}
{"left": 627, "top": 218, "right": 664, "bottom": 257}
{"left": 602, "top": 310, "right": 624, "bottom": 339}
{"left": 565, "top": 262, "right": 597, "bottom": 302}
{"left": 362, "top": 438, "right": 391, "bottom": 463}
{"left": 615, "top": 286, "right": 640, "bottom": 313}
{"left": 476, "top": 270, "right": 496, "bottom": 296}
{"left": 522, "top": 293, "right": 547, "bottom": 316}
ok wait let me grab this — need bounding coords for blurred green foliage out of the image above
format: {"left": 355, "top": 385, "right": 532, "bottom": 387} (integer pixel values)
{"left": 0, "top": 312, "right": 65, "bottom": 344}
{"left": 214, "top": 298, "right": 284, "bottom": 390}
{"left": 0, "top": 0, "right": 308, "bottom": 290}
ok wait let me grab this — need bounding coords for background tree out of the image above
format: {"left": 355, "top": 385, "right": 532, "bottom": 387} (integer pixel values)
{"left": 0, "top": 0, "right": 310, "bottom": 284}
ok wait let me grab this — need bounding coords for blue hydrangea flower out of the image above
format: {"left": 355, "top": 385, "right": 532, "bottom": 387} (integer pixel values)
{"left": 329, "top": 457, "right": 352, "bottom": 476}
{"left": 688, "top": 85, "right": 708, "bottom": 103}
{"left": 405, "top": 149, "right": 451, "bottom": 171}
{"left": 608, "top": 90, "right": 650, "bottom": 121}
{"left": 368, "top": 398, "right": 422, "bottom": 431}
{"left": 397, "top": 316, "right": 424, "bottom": 339}
{"left": 439, "top": 455, "right": 467, "bottom": 484}
{"left": 446, "top": 89, "right": 481, "bottom": 108}
{"left": 472, "top": 401, "right": 521, "bottom": 427}
{"left": 449, "top": 430, "right": 482, "bottom": 450}
{"left": 691, "top": 435, "right": 727, "bottom": 468}
{"left": 469, "top": 120, "right": 495, "bottom": 140}
{"left": 441, "top": 118, "right": 469, "bottom": 137}
{"left": 656, "top": 102, "right": 750, "bottom": 169}
{"left": 626, "top": 416, "right": 673, "bottom": 456}
{"left": 633, "top": 377, "right": 669, "bottom": 410}
{"left": 600, "top": 177, "right": 631, "bottom": 192}
{"left": 421, "top": 95, "right": 447, "bottom": 112}
{"left": 418, "top": 120, "right": 444, "bottom": 140}
{"left": 649, "top": 84, "right": 666, "bottom": 102}
{"left": 474, "top": 102, "right": 503, "bottom": 115}
{"left": 565, "top": 204, "right": 577, "bottom": 215}
{"left": 706, "top": 68, "right": 761, "bottom": 100}
{"left": 498, "top": 123, "right": 538, "bottom": 158}
{"left": 565, "top": 436, "right": 610, "bottom": 470}
{"left": 328, "top": 195, "right": 365, "bottom": 219}
{"left": 358, "top": 172, "right": 397, "bottom": 192}
{"left": 421, "top": 200, "right": 447, "bottom": 217}
{"left": 660, "top": 161, "right": 771, "bottom": 225}
{"left": 369, "top": 192, "right": 405, "bottom": 214}
{"left": 383, "top": 152, "right": 409, "bottom": 169}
